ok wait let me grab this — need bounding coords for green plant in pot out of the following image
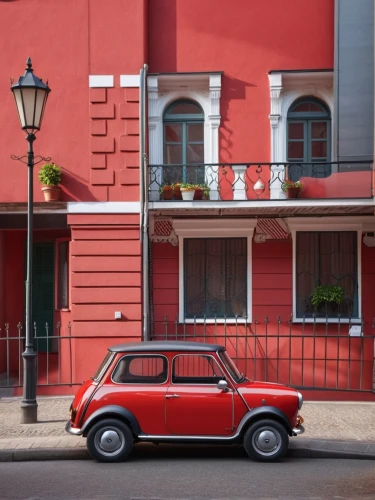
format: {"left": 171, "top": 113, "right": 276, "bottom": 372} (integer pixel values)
{"left": 193, "top": 183, "right": 211, "bottom": 200}
{"left": 311, "top": 285, "right": 344, "bottom": 315}
{"left": 281, "top": 180, "right": 302, "bottom": 199}
{"left": 38, "top": 163, "right": 62, "bottom": 202}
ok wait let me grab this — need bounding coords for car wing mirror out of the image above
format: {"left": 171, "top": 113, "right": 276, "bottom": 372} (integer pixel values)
{"left": 217, "top": 380, "right": 229, "bottom": 392}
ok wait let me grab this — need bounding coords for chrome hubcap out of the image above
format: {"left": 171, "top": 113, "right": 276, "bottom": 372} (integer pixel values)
{"left": 95, "top": 427, "right": 125, "bottom": 456}
{"left": 252, "top": 427, "right": 281, "bottom": 456}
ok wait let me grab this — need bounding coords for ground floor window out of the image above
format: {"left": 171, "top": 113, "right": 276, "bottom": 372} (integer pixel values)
{"left": 296, "top": 231, "right": 358, "bottom": 318}
{"left": 184, "top": 238, "right": 247, "bottom": 319}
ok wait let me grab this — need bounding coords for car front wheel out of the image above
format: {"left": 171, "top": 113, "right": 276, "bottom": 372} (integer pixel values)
{"left": 243, "top": 419, "right": 289, "bottom": 462}
{"left": 87, "top": 418, "right": 133, "bottom": 463}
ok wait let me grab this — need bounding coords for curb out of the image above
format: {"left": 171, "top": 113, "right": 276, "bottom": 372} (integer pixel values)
{"left": 0, "top": 446, "right": 375, "bottom": 462}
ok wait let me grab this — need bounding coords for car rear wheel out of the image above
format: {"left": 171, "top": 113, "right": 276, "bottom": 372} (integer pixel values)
{"left": 87, "top": 418, "right": 133, "bottom": 463}
{"left": 243, "top": 419, "right": 289, "bottom": 462}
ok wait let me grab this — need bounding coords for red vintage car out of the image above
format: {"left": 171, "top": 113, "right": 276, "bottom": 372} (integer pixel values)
{"left": 66, "top": 341, "right": 304, "bottom": 462}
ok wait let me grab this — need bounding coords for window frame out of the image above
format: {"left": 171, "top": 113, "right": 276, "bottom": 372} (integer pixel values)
{"left": 111, "top": 354, "right": 169, "bottom": 385}
{"left": 55, "top": 238, "right": 70, "bottom": 311}
{"left": 173, "top": 219, "right": 257, "bottom": 323}
{"left": 288, "top": 218, "right": 362, "bottom": 323}
{"left": 171, "top": 354, "right": 226, "bottom": 386}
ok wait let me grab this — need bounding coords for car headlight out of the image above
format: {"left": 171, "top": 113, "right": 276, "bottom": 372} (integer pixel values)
{"left": 297, "top": 391, "right": 303, "bottom": 410}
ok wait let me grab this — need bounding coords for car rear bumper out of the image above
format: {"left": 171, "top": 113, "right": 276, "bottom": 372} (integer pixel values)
{"left": 65, "top": 420, "right": 83, "bottom": 436}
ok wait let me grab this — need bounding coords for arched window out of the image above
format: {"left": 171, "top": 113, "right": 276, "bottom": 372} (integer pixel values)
{"left": 287, "top": 97, "right": 331, "bottom": 179}
{"left": 163, "top": 99, "right": 204, "bottom": 184}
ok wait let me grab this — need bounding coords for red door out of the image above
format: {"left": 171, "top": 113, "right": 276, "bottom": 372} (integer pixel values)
{"left": 165, "top": 354, "right": 234, "bottom": 436}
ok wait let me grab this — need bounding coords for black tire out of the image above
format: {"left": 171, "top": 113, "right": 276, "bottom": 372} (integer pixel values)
{"left": 243, "top": 419, "right": 289, "bottom": 462}
{"left": 86, "top": 418, "right": 133, "bottom": 463}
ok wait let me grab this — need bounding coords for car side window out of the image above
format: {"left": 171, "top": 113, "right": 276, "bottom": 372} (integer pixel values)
{"left": 112, "top": 355, "right": 168, "bottom": 384}
{"left": 172, "top": 354, "right": 225, "bottom": 384}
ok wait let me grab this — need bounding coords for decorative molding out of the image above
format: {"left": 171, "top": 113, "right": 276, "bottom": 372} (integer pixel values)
{"left": 67, "top": 202, "right": 141, "bottom": 213}
{"left": 268, "top": 71, "right": 334, "bottom": 201}
{"left": 120, "top": 75, "right": 140, "bottom": 88}
{"left": 150, "top": 218, "right": 178, "bottom": 246}
{"left": 89, "top": 75, "right": 114, "bottom": 88}
{"left": 147, "top": 73, "right": 222, "bottom": 201}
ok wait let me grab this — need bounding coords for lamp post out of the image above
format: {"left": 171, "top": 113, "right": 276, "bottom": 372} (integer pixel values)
{"left": 10, "top": 58, "right": 51, "bottom": 424}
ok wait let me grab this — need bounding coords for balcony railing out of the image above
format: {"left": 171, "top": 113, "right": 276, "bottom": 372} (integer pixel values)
{"left": 148, "top": 161, "right": 373, "bottom": 202}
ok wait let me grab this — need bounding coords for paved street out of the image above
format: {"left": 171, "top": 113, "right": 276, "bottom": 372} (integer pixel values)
{"left": 0, "top": 457, "right": 375, "bottom": 499}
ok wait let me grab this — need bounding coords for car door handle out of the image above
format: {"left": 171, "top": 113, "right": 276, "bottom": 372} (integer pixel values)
{"left": 166, "top": 394, "right": 180, "bottom": 399}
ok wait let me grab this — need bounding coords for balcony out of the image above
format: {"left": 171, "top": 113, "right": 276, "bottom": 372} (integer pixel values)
{"left": 148, "top": 161, "right": 374, "bottom": 204}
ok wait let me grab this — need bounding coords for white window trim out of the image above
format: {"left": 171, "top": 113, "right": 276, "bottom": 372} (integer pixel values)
{"left": 286, "top": 216, "right": 371, "bottom": 324}
{"left": 148, "top": 73, "right": 222, "bottom": 201}
{"left": 173, "top": 219, "right": 257, "bottom": 324}
{"left": 268, "top": 71, "right": 334, "bottom": 200}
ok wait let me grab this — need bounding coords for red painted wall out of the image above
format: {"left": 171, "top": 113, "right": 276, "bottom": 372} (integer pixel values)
{"left": 0, "top": 0, "right": 147, "bottom": 204}
{"left": 149, "top": 0, "right": 334, "bottom": 164}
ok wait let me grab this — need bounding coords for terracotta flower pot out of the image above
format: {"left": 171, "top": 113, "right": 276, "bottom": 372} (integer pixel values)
{"left": 194, "top": 188, "right": 204, "bottom": 200}
{"left": 42, "top": 185, "right": 61, "bottom": 202}
{"left": 161, "top": 187, "right": 173, "bottom": 200}
{"left": 286, "top": 186, "right": 300, "bottom": 199}
{"left": 173, "top": 185, "right": 182, "bottom": 200}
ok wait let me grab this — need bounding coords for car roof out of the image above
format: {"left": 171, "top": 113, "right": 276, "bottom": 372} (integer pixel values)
{"left": 108, "top": 340, "right": 225, "bottom": 353}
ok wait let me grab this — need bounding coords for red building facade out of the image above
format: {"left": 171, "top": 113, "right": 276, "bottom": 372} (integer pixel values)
{"left": 0, "top": 0, "right": 374, "bottom": 399}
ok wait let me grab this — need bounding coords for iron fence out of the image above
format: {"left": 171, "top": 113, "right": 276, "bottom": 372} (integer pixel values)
{"left": 151, "top": 314, "right": 375, "bottom": 393}
{"left": 1, "top": 316, "right": 374, "bottom": 393}
{"left": 148, "top": 161, "right": 373, "bottom": 201}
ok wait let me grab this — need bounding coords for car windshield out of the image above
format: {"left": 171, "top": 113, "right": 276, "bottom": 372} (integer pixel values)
{"left": 219, "top": 350, "right": 245, "bottom": 383}
{"left": 92, "top": 351, "right": 114, "bottom": 381}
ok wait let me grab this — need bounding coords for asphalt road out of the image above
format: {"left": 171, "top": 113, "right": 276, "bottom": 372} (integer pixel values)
{"left": 0, "top": 446, "right": 375, "bottom": 500}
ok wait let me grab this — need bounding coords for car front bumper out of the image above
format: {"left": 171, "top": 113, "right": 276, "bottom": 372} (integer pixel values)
{"left": 292, "top": 425, "right": 305, "bottom": 435}
{"left": 65, "top": 420, "right": 83, "bottom": 436}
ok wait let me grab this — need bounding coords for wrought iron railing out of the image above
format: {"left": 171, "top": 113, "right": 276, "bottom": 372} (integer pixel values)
{"left": 151, "top": 314, "right": 375, "bottom": 393}
{"left": 148, "top": 161, "right": 373, "bottom": 202}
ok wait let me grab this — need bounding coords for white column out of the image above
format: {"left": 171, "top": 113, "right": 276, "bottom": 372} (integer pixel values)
{"left": 232, "top": 165, "right": 247, "bottom": 200}
{"left": 268, "top": 73, "right": 285, "bottom": 199}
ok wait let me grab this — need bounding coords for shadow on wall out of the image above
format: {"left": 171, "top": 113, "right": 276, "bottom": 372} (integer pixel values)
{"left": 60, "top": 169, "right": 103, "bottom": 202}
{"left": 220, "top": 75, "right": 257, "bottom": 162}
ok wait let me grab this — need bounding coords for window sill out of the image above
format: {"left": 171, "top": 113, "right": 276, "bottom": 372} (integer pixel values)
{"left": 55, "top": 308, "right": 71, "bottom": 312}
{"left": 293, "top": 317, "right": 361, "bottom": 324}
{"left": 183, "top": 318, "right": 250, "bottom": 324}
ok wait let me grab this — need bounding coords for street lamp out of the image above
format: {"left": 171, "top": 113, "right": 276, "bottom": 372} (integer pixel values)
{"left": 10, "top": 58, "right": 51, "bottom": 424}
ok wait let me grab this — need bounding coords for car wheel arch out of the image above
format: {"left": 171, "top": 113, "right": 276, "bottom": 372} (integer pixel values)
{"left": 81, "top": 405, "right": 142, "bottom": 438}
{"left": 239, "top": 407, "right": 293, "bottom": 438}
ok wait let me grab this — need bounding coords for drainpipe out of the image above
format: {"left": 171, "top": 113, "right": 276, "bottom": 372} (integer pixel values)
{"left": 140, "top": 63, "right": 149, "bottom": 341}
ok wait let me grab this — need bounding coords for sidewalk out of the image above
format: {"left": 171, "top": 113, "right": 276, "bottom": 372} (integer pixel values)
{"left": 0, "top": 396, "right": 375, "bottom": 462}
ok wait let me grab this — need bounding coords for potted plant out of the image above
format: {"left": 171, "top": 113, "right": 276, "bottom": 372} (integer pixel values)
{"left": 159, "top": 184, "right": 173, "bottom": 200}
{"left": 281, "top": 180, "right": 302, "bottom": 199}
{"left": 172, "top": 182, "right": 182, "bottom": 200}
{"left": 38, "top": 163, "right": 62, "bottom": 202}
{"left": 180, "top": 183, "right": 196, "bottom": 201}
{"left": 193, "top": 184, "right": 211, "bottom": 200}
{"left": 311, "top": 285, "right": 344, "bottom": 315}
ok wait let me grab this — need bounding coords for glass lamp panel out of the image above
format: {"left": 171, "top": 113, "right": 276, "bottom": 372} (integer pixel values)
{"left": 34, "top": 88, "right": 48, "bottom": 130}
{"left": 21, "top": 88, "right": 38, "bottom": 130}
{"left": 12, "top": 88, "right": 26, "bottom": 128}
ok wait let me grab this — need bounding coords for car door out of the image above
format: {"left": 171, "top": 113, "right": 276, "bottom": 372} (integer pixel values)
{"left": 110, "top": 354, "right": 169, "bottom": 435}
{"left": 165, "top": 353, "right": 234, "bottom": 436}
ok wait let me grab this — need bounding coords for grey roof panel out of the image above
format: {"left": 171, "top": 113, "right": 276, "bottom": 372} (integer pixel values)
{"left": 108, "top": 340, "right": 225, "bottom": 353}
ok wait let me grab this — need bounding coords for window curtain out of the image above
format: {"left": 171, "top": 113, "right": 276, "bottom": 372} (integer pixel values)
{"left": 184, "top": 238, "right": 247, "bottom": 318}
